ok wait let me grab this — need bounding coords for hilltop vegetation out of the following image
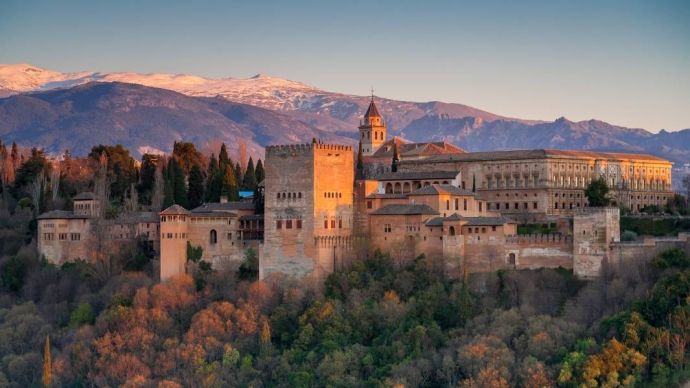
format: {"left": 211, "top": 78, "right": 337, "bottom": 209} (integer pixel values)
{"left": 1, "top": 224, "right": 690, "bottom": 387}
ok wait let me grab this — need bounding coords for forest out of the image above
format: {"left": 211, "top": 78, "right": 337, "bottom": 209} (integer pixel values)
{"left": 1, "top": 140, "right": 690, "bottom": 387}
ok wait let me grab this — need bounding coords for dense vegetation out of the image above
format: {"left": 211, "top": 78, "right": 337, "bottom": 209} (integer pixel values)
{"left": 2, "top": 140, "right": 690, "bottom": 386}
{"left": 2, "top": 231, "right": 690, "bottom": 387}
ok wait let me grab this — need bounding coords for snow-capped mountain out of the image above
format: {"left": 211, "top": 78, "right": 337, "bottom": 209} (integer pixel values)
{"left": 0, "top": 63, "right": 526, "bottom": 135}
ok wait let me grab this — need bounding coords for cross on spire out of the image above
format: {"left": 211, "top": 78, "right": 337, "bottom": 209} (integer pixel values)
{"left": 370, "top": 86, "right": 375, "bottom": 101}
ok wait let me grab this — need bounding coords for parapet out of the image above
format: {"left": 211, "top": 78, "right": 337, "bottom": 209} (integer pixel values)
{"left": 265, "top": 143, "right": 353, "bottom": 155}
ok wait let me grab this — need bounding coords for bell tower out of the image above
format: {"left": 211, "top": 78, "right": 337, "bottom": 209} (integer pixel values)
{"left": 359, "top": 92, "right": 386, "bottom": 156}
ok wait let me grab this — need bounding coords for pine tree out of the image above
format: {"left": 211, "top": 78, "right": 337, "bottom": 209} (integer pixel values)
{"left": 43, "top": 335, "right": 52, "bottom": 387}
{"left": 255, "top": 159, "right": 265, "bottom": 184}
{"left": 391, "top": 142, "right": 400, "bottom": 173}
{"left": 243, "top": 157, "right": 257, "bottom": 190}
{"left": 188, "top": 164, "right": 205, "bottom": 209}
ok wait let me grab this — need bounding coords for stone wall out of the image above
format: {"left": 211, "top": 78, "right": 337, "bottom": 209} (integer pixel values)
{"left": 573, "top": 208, "right": 620, "bottom": 278}
{"left": 506, "top": 234, "right": 573, "bottom": 270}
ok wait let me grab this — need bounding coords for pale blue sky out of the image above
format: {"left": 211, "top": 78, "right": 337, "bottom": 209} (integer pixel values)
{"left": 1, "top": 0, "right": 688, "bottom": 131}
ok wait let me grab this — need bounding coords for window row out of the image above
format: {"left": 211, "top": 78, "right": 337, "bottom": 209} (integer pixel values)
{"left": 277, "top": 192, "right": 302, "bottom": 200}
{"left": 323, "top": 219, "right": 343, "bottom": 229}
{"left": 163, "top": 232, "right": 188, "bottom": 239}
{"left": 490, "top": 202, "right": 539, "bottom": 210}
{"left": 43, "top": 233, "right": 81, "bottom": 241}
{"left": 276, "top": 219, "right": 303, "bottom": 229}
{"left": 324, "top": 192, "right": 343, "bottom": 199}
{"left": 161, "top": 215, "right": 186, "bottom": 222}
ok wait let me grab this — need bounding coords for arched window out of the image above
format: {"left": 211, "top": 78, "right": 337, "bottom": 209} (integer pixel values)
{"left": 508, "top": 253, "right": 516, "bottom": 266}
{"left": 394, "top": 182, "right": 401, "bottom": 193}
{"left": 210, "top": 229, "right": 217, "bottom": 244}
{"left": 385, "top": 183, "right": 393, "bottom": 194}
{"left": 449, "top": 226, "right": 456, "bottom": 236}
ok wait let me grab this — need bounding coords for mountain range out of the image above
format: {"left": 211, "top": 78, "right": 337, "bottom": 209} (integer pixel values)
{"left": 1, "top": 63, "right": 689, "bottom": 167}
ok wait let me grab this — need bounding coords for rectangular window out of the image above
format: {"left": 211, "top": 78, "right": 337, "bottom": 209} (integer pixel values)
{"left": 331, "top": 220, "right": 336, "bottom": 229}
{"left": 514, "top": 203, "right": 519, "bottom": 209}
{"left": 367, "top": 200, "right": 372, "bottom": 209}
{"left": 479, "top": 202, "right": 483, "bottom": 212}
{"left": 286, "top": 220, "right": 293, "bottom": 229}
{"left": 324, "top": 220, "right": 328, "bottom": 229}
{"left": 296, "top": 219, "right": 302, "bottom": 229}
{"left": 277, "top": 220, "right": 282, "bottom": 229}
{"left": 339, "top": 219, "right": 342, "bottom": 228}
{"left": 455, "top": 199, "right": 459, "bottom": 210}
{"left": 533, "top": 202, "right": 538, "bottom": 209}
{"left": 446, "top": 200, "right": 450, "bottom": 210}
{"left": 227, "top": 233, "right": 232, "bottom": 240}
{"left": 59, "top": 233, "right": 67, "bottom": 240}
{"left": 505, "top": 203, "right": 509, "bottom": 210}
{"left": 463, "top": 199, "right": 468, "bottom": 211}
{"left": 384, "top": 224, "right": 392, "bottom": 233}
{"left": 492, "top": 226, "right": 496, "bottom": 232}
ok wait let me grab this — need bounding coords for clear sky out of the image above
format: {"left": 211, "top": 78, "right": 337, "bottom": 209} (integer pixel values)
{"left": 1, "top": 0, "right": 688, "bottom": 132}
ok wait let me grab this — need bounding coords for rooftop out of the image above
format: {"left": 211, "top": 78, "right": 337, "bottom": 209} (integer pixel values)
{"left": 73, "top": 192, "right": 96, "bottom": 201}
{"left": 370, "top": 204, "right": 439, "bottom": 216}
{"left": 371, "top": 137, "right": 465, "bottom": 159}
{"left": 37, "top": 210, "right": 92, "bottom": 220}
{"left": 371, "top": 170, "right": 461, "bottom": 181}
{"left": 191, "top": 201, "right": 255, "bottom": 213}
{"left": 408, "top": 184, "right": 475, "bottom": 197}
{"left": 400, "top": 148, "right": 670, "bottom": 164}
{"left": 363, "top": 99, "right": 381, "bottom": 118}
{"left": 160, "top": 204, "right": 191, "bottom": 215}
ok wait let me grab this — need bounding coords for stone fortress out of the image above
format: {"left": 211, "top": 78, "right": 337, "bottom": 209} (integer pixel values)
{"left": 36, "top": 97, "right": 685, "bottom": 283}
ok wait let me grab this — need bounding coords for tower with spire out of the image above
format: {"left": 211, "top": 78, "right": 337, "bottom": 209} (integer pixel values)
{"left": 359, "top": 91, "right": 387, "bottom": 156}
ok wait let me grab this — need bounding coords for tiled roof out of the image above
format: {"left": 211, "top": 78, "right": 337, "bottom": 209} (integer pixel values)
{"left": 370, "top": 204, "right": 439, "bottom": 216}
{"left": 464, "top": 217, "right": 516, "bottom": 226}
{"left": 161, "top": 204, "right": 191, "bottom": 215}
{"left": 371, "top": 170, "right": 460, "bottom": 181}
{"left": 73, "top": 192, "right": 96, "bottom": 201}
{"left": 37, "top": 210, "right": 92, "bottom": 220}
{"left": 401, "top": 148, "right": 670, "bottom": 164}
{"left": 371, "top": 137, "right": 465, "bottom": 159}
{"left": 104, "top": 212, "right": 159, "bottom": 224}
{"left": 191, "top": 202, "right": 255, "bottom": 213}
{"left": 364, "top": 100, "right": 381, "bottom": 118}
{"left": 425, "top": 217, "right": 446, "bottom": 226}
{"left": 408, "top": 184, "right": 475, "bottom": 196}
{"left": 365, "top": 193, "right": 408, "bottom": 199}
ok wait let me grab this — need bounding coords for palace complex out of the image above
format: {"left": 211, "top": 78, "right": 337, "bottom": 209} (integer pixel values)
{"left": 37, "top": 97, "right": 682, "bottom": 284}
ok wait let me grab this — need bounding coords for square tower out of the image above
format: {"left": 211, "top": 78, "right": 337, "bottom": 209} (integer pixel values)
{"left": 260, "top": 143, "right": 354, "bottom": 281}
{"left": 573, "top": 207, "right": 620, "bottom": 278}
{"left": 359, "top": 98, "right": 386, "bottom": 155}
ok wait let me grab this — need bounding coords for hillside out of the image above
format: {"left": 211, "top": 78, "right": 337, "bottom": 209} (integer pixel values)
{"left": 0, "top": 81, "right": 350, "bottom": 157}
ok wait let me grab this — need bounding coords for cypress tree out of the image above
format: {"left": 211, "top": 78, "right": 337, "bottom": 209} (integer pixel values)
{"left": 391, "top": 142, "right": 400, "bottom": 173}
{"left": 205, "top": 154, "right": 220, "bottom": 202}
{"left": 163, "top": 160, "right": 174, "bottom": 208}
{"left": 172, "top": 158, "right": 188, "bottom": 208}
{"left": 255, "top": 159, "right": 265, "bottom": 184}
{"left": 219, "top": 143, "right": 229, "bottom": 170}
{"left": 187, "top": 164, "right": 205, "bottom": 209}
{"left": 235, "top": 162, "right": 243, "bottom": 188}
{"left": 472, "top": 174, "right": 476, "bottom": 192}
{"left": 221, "top": 166, "right": 240, "bottom": 201}
{"left": 43, "top": 335, "right": 52, "bottom": 387}
{"left": 243, "top": 157, "right": 257, "bottom": 190}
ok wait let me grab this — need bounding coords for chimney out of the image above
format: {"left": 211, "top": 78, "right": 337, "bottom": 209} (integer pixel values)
{"left": 220, "top": 196, "right": 228, "bottom": 204}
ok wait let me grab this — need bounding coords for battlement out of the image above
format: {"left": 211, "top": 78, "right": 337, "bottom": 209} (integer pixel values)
{"left": 506, "top": 234, "right": 572, "bottom": 244}
{"left": 265, "top": 143, "right": 353, "bottom": 155}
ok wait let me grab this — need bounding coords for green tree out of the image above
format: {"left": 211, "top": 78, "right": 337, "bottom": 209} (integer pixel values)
{"left": 221, "top": 166, "right": 240, "bottom": 201}
{"left": 172, "top": 141, "right": 204, "bottom": 175}
{"left": 69, "top": 303, "right": 95, "bottom": 326}
{"left": 163, "top": 158, "right": 188, "bottom": 208}
{"left": 585, "top": 177, "right": 610, "bottom": 207}
{"left": 219, "top": 143, "right": 230, "bottom": 170}
{"left": 205, "top": 154, "right": 221, "bottom": 203}
{"left": 137, "top": 153, "right": 161, "bottom": 205}
{"left": 13, "top": 148, "right": 51, "bottom": 190}
{"left": 239, "top": 248, "right": 259, "bottom": 280}
{"left": 88, "top": 144, "right": 138, "bottom": 202}
{"left": 255, "top": 159, "right": 265, "bottom": 184}
{"left": 242, "top": 157, "right": 258, "bottom": 190}
{"left": 187, "top": 165, "right": 205, "bottom": 209}
{"left": 235, "top": 162, "right": 243, "bottom": 187}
